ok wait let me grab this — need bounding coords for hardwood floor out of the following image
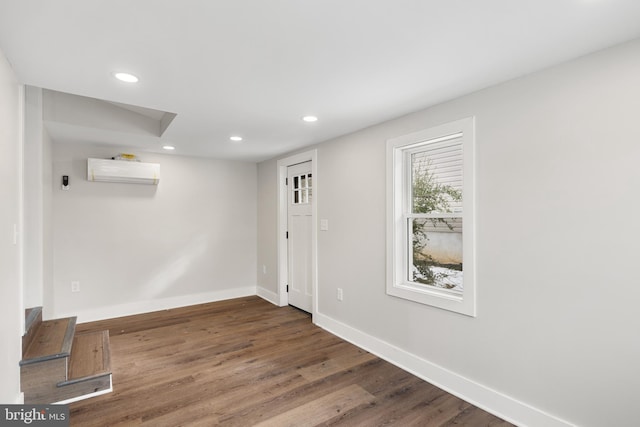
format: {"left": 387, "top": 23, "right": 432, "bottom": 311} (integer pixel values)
{"left": 71, "top": 296, "right": 513, "bottom": 426}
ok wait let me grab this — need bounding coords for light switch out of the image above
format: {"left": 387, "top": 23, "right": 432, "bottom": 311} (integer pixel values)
{"left": 320, "top": 219, "right": 329, "bottom": 231}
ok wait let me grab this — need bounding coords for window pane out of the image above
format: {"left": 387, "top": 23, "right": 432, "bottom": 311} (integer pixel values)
{"left": 294, "top": 190, "right": 299, "bottom": 204}
{"left": 301, "top": 175, "right": 306, "bottom": 188}
{"left": 411, "top": 140, "right": 463, "bottom": 214}
{"left": 308, "top": 174, "right": 312, "bottom": 187}
{"left": 410, "top": 217, "right": 463, "bottom": 292}
{"left": 293, "top": 176, "right": 299, "bottom": 189}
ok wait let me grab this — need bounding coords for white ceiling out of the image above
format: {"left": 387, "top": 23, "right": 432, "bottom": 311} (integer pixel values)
{"left": 1, "top": 0, "right": 640, "bottom": 162}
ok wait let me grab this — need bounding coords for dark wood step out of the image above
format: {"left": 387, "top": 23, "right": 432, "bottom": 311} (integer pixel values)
{"left": 66, "top": 331, "right": 112, "bottom": 382}
{"left": 21, "top": 328, "right": 113, "bottom": 404}
{"left": 20, "top": 317, "right": 76, "bottom": 365}
{"left": 22, "top": 306, "right": 43, "bottom": 356}
{"left": 54, "top": 331, "right": 112, "bottom": 404}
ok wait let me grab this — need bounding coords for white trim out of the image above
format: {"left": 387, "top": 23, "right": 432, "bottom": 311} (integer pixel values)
{"left": 276, "top": 150, "right": 318, "bottom": 317}
{"left": 256, "top": 286, "right": 279, "bottom": 306}
{"left": 57, "top": 286, "right": 256, "bottom": 323}
{"left": 315, "top": 312, "right": 575, "bottom": 427}
{"left": 18, "top": 84, "right": 25, "bottom": 335}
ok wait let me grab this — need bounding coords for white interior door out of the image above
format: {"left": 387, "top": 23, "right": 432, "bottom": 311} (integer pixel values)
{"left": 287, "top": 161, "right": 313, "bottom": 312}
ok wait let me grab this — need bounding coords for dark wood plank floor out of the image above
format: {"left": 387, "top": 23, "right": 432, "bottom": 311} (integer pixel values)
{"left": 71, "top": 296, "right": 513, "bottom": 426}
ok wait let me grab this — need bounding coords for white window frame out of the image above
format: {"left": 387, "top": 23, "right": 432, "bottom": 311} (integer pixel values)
{"left": 386, "top": 117, "right": 476, "bottom": 316}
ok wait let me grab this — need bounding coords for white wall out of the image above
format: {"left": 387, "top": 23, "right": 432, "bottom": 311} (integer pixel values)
{"left": 23, "top": 86, "right": 44, "bottom": 309}
{"left": 51, "top": 143, "right": 257, "bottom": 322}
{"left": 256, "top": 159, "right": 278, "bottom": 302}
{"left": 42, "top": 129, "right": 53, "bottom": 319}
{"left": 257, "top": 38, "right": 640, "bottom": 427}
{"left": 0, "top": 48, "right": 23, "bottom": 403}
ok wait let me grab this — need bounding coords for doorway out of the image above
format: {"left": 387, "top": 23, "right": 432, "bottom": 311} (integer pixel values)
{"left": 286, "top": 161, "right": 312, "bottom": 312}
{"left": 277, "top": 150, "right": 317, "bottom": 316}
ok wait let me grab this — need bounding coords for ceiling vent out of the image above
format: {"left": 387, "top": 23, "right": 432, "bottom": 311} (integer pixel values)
{"left": 87, "top": 158, "right": 160, "bottom": 185}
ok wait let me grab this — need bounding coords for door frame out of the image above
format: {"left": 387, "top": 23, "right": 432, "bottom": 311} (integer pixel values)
{"left": 277, "top": 149, "right": 318, "bottom": 318}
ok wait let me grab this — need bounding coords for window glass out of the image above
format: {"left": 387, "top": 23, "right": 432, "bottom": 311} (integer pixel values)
{"left": 291, "top": 173, "right": 313, "bottom": 205}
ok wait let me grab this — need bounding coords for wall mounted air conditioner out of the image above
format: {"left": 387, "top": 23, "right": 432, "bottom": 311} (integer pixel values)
{"left": 87, "top": 158, "right": 160, "bottom": 185}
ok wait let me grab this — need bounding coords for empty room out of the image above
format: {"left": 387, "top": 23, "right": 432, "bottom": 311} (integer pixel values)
{"left": 1, "top": 1, "right": 639, "bottom": 426}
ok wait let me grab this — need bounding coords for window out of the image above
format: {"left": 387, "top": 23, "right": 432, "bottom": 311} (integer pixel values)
{"left": 386, "top": 117, "right": 475, "bottom": 316}
{"left": 291, "top": 172, "right": 312, "bottom": 204}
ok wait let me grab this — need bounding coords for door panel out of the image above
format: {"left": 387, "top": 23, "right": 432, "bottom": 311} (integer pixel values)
{"left": 287, "top": 161, "right": 313, "bottom": 312}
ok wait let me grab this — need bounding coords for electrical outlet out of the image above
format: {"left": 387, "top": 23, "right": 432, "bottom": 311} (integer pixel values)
{"left": 71, "top": 281, "right": 80, "bottom": 292}
{"left": 337, "top": 288, "right": 343, "bottom": 301}
{"left": 262, "top": 265, "right": 267, "bottom": 275}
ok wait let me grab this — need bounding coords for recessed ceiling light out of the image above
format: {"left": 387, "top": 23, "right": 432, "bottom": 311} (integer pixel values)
{"left": 162, "top": 145, "right": 175, "bottom": 150}
{"left": 230, "top": 136, "right": 243, "bottom": 142}
{"left": 302, "top": 115, "right": 318, "bottom": 123}
{"left": 113, "top": 72, "right": 139, "bottom": 83}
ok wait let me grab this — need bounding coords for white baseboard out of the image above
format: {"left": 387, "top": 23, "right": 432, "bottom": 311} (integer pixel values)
{"left": 256, "top": 286, "right": 279, "bottom": 305}
{"left": 58, "top": 286, "right": 257, "bottom": 323}
{"left": 314, "top": 312, "right": 575, "bottom": 427}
